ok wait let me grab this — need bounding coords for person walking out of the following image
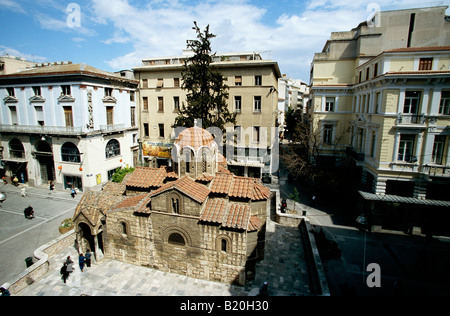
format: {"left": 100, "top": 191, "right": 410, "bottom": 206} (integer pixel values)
{"left": 71, "top": 187, "right": 77, "bottom": 198}
{"left": 20, "top": 186, "right": 27, "bottom": 197}
{"left": 60, "top": 263, "right": 70, "bottom": 284}
{"left": 66, "top": 256, "right": 74, "bottom": 275}
{"left": 85, "top": 249, "right": 92, "bottom": 268}
{"left": 78, "top": 253, "right": 86, "bottom": 272}
{"left": 49, "top": 180, "right": 54, "bottom": 192}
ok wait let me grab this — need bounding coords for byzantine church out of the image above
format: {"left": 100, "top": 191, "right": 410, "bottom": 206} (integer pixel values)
{"left": 72, "top": 126, "right": 271, "bottom": 285}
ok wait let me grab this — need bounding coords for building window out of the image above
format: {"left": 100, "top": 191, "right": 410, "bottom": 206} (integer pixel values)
{"left": 374, "top": 63, "right": 379, "bottom": 77}
{"left": 221, "top": 239, "right": 227, "bottom": 252}
{"left": 121, "top": 222, "right": 128, "bottom": 235}
{"left": 325, "top": 97, "right": 335, "bottom": 112}
{"left": 255, "top": 75, "right": 262, "bottom": 86}
{"left": 105, "top": 139, "right": 120, "bottom": 158}
{"left": 9, "top": 106, "right": 17, "bottom": 125}
{"left": 234, "top": 96, "right": 242, "bottom": 113}
{"left": 130, "top": 91, "right": 135, "bottom": 102}
{"left": 9, "top": 139, "right": 25, "bottom": 158}
{"left": 404, "top": 91, "right": 421, "bottom": 114}
{"left": 235, "top": 76, "right": 242, "bottom": 86}
{"left": 431, "top": 136, "right": 445, "bottom": 165}
{"left": 105, "top": 88, "right": 113, "bottom": 97}
{"left": 168, "top": 232, "right": 185, "bottom": 246}
{"left": 143, "top": 123, "right": 149, "bottom": 137}
{"left": 61, "top": 142, "right": 81, "bottom": 163}
{"left": 419, "top": 58, "right": 433, "bottom": 71}
{"left": 254, "top": 96, "right": 261, "bottom": 112}
{"left": 158, "top": 97, "right": 164, "bottom": 112}
{"left": 323, "top": 124, "right": 333, "bottom": 145}
{"left": 63, "top": 106, "right": 73, "bottom": 127}
{"left": 174, "top": 78, "right": 180, "bottom": 88}
{"left": 439, "top": 91, "right": 450, "bottom": 115}
{"left": 33, "top": 86, "right": 41, "bottom": 96}
{"left": 157, "top": 78, "right": 164, "bottom": 88}
{"left": 370, "top": 131, "right": 377, "bottom": 158}
{"left": 253, "top": 126, "right": 260, "bottom": 143}
{"left": 234, "top": 126, "right": 242, "bottom": 143}
{"left": 130, "top": 107, "right": 136, "bottom": 126}
{"left": 397, "top": 134, "right": 415, "bottom": 162}
{"left": 7, "top": 87, "right": 15, "bottom": 97}
{"left": 61, "top": 85, "right": 71, "bottom": 96}
{"left": 143, "top": 97, "right": 148, "bottom": 111}
{"left": 171, "top": 197, "right": 180, "bottom": 214}
{"left": 106, "top": 106, "right": 114, "bottom": 125}
{"left": 174, "top": 97, "right": 180, "bottom": 112}
{"left": 158, "top": 123, "right": 165, "bottom": 138}
{"left": 142, "top": 79, "right": 148, "bottom": 88}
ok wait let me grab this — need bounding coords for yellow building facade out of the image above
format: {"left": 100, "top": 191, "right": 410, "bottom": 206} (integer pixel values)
{"left": 310, "top": 6, "right": 450, "bottom": 203}
{"left": 133, "top": 52, "right": 281, "bottom": 179}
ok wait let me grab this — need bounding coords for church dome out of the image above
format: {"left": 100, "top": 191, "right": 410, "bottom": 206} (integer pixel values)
{"left": 175, "top": 126, "right": 215, "bottom": 150}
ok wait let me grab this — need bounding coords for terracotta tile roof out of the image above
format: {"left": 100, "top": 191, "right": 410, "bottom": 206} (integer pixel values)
{"left": 113, "top": 193, "right": 150, "bottom": 210}
{"left": 247, "top": 216, "right": 262, "bottom": 231}
{"left": 209, "top": 172, "right": 233, "bottom": 194}
{"left": 385, "top": 46, "right": 450, "bottom": 53}
{"left": 200, "top": 199, "right": 258, "bottom": 231}
{"left": 223, "top": 204, "right": 251, "bottom": 230}
{"left": 200, "top": 199, "right": 228, "bottom": 224}
{"left": 150, "top": 176, "right": 210, "bottom": 204}
{"left": 122, "top": 167, "right": 167, "bottom": 189}
{"left": 210, "top": 173, "right": 271, "bottom": 200}
{"left": 175, "top": 126, "right": 215, "bottom": 150}
{"left": 196, "top": 173, "right": 214, "bottom": 183}
{"left": 73, "top": 191, "right": 125, "bottom": 226}
{"left": 102, "top": 182, "right": 126, "bottom": 195}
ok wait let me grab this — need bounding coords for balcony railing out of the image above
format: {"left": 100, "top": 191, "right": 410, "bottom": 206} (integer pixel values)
{"left": 421, "top": 165, "right": 450, "bottom": 177}
{"left": 346, "top": 147, "right": 365, "bottom": 161}
{"left": 0, "top": 124, "right": 128, "bottom": 135}
{"left": 396, "top": 114, "right": 426, "bottom": 125}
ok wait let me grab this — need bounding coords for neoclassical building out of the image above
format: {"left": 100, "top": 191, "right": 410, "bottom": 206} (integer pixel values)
{"left": 73, "top": 126, "right": 271, "bottom": 285}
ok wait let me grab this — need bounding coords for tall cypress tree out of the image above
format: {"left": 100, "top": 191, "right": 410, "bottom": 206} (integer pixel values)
{"left": 173, "top": 22, "right": 236, "bottom": 132}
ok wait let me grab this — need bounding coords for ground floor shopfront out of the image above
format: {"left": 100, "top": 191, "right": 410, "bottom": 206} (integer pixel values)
{"left": 0, "top": 130, "right": 138, "bottom": 191}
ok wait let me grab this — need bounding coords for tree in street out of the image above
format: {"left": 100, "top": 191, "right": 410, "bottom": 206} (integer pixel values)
{"left": 173, "top": 22, "right": 236, "bottom": 133}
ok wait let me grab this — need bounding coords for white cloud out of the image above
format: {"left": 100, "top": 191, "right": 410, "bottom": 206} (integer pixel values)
{"left": 90, "top": 0, "right": 450, "bottom": 79}
{"left": 0, "top": 45, "right": 47, "bottom": 63}
{"left": 0, "top": 0, "right": 26, "bottom": 13}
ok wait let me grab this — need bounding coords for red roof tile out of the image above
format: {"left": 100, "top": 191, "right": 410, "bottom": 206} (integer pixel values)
{"left": 113, "top": 194, "right": 150, "bottom": 210}
{"left": 175, "top": 126, "right": 215, "bottom": 150}
{"left": 200, "top": 199, "right": 254, "bottom": 231}
{"left": 150, "top": 176, "right": 210, "bottom": 203}
{"left": 122, "top": 167, "right": 167, "bottom": 188}
{"left": 210, "top": 173, "right": 271, "bottom": 200}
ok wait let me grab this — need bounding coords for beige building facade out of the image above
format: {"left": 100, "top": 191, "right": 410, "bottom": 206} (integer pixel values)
{"left": 309, "top": 6, "right": 450, "bottom": 230}
{"left": 133, "top": 52, "right": 281, "bottom": 179}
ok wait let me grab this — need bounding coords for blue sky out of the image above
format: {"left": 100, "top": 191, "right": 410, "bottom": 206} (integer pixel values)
{"left": 1, "top": 0, "right": 450, "bottom": 81}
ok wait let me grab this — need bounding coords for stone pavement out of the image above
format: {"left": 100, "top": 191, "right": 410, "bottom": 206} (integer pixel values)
{"left": 16, "top": 200, "right": 312, "bottom": 296}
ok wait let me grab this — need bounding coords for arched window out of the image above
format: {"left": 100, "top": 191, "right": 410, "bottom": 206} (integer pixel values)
{"left": 172, "top": 198, "right": 180, "bottom": 214}
{"left": 221, "top": 239, "right": 227, "bottom": 252}
{"left": 121, "top": 222, "right": 128, "bottom": 235}
{"left": 61, "top": 142, "right": 81, "bottom": 163}
{"left": 9, "top": 139, "right": 25, "bottom": 158}
{"left": 105, "top": 139, "right": 120, "bottom": 158}
{"left": 168, "top": 232, "right": 185, "bottom": 246}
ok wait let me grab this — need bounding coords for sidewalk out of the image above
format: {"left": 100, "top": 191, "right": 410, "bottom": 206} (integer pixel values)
{"left": 13, "top": 187, "right": 313, "bottom": 296}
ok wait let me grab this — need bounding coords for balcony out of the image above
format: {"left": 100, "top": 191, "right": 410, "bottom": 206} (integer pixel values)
{"left": 421, "top": 165, "right": 450, "bottom": 177}
{"left": 346, "top": 147, "right": 365, "bottom": 161}
{"left": 396, "top": 114, "right": 426, "bottom": 126}
{"left": 0, "top": 124, "right": 130, "bottom": 136}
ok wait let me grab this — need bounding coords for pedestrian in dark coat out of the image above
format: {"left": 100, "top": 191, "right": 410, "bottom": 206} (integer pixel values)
{"left": 79, "top": 253, "right": 86, "bottom": 272}
{"left": 60, "top": 263, "right": 70, "bottom": 283}
{"left": 85, "top": 249, "right": 92, "bottom": 268}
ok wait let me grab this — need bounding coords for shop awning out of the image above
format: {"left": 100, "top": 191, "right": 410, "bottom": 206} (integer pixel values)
{"left": 359, "top": 191, "right": 450, "bottom": 207}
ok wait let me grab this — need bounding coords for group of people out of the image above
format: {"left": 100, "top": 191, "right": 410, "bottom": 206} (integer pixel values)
{"left": 60, "top": 250, "right": 93, "bottom": 283}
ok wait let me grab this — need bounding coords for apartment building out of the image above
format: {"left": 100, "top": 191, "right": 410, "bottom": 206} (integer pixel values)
{"left": 278, "top": 75, "right": 309, "bottom": 136}
{"left": 309, "top": 6, "right": 450, "bottom": 231}
{"left": 0, "top": 55, "right": 35, "bottom": 75}
{"left": 133, "top": 51, "right": 281, "bottom": 179}
{"left": 0, "top": 62, "right": 139, "bottom": 191}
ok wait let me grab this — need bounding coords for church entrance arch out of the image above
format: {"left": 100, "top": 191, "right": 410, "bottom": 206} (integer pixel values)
{"left": 77, "top": 222, "right": 104, "bottom": 261}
